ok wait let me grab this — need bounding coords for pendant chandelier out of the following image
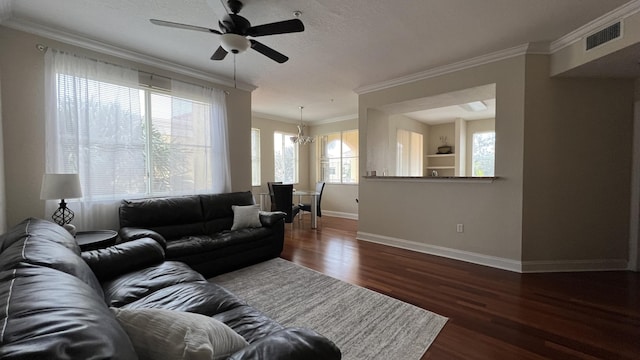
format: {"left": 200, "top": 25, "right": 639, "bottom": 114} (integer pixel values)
{"left": 290, "top": 106, "right": 314, "bottom": 145}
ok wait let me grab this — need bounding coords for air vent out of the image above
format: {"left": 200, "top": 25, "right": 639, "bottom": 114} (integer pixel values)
{"left": 586, "top": 22, "right": 621, "bottom": 50}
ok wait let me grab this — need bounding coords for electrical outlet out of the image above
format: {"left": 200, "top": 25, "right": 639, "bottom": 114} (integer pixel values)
{"left": 456, "top": 224, "right": 464, "bottom": 233}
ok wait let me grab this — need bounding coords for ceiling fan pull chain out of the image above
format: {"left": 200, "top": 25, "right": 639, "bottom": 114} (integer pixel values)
{"left": 233, "top": 54, "right": 237, "bottom": 89}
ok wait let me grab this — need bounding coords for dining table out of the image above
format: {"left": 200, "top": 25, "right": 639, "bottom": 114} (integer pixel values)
{"left": 258, "top": 189, "right": 320, "bottom": 229}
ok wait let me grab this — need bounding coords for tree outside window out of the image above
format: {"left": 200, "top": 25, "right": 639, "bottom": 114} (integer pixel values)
{"left": 472, "top": 131, "right": 495, "bottom": 176}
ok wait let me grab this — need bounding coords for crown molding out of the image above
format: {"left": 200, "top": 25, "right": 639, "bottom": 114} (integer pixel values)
{"left": 252, "top": 111, "right": 297, "bottom": 124}
{"left": 252, "top": 111, "right": 358, "bottom": 125}
{"left": 354, "top": 43, "right": 538, "bottom": 95}
{"left": 311, "top": 113, "right": 358, "bottom": 125}
{"left": 1, "top": 18, "right": 257, "bottom": 92}
{"left": 550, "top": 0, "right": 640, "bottom": 53}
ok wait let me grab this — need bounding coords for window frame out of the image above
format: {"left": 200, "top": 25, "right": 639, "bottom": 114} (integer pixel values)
{"left": 319, "top": 129, "right": 359, "bottom": 184}
{"left": 273, "top": 131, "right": 299, "bottom": 184}
{"left": 471, "top": 130, "right": 496, "bottom": 177}
{"left": 53, "top": 73, "right": 221, "bottom": 199}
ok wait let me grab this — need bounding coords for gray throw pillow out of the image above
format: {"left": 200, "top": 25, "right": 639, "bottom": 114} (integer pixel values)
{"left": 231, "top": 204, "right": 262, "bottom": 230}
{"left": 111, "top": 307, "right": 248, "bottom": 360}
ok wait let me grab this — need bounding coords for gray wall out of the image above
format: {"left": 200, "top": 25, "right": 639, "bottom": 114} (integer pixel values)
{"left": 358, "top": 55, "right": 526, "bottom": 270}
{"left": 358, "top": 52, "right": 635, "bottom": 271}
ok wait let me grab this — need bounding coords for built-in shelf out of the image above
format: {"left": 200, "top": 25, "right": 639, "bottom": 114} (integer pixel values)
{"left": 426, "top": 154, "right": 455, "bottom": 158}
{"left": 425, "top": 153, "right": 456, "bottom": 176}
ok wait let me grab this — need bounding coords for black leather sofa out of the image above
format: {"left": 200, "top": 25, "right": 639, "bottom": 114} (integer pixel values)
{"left": 119, "top": 191, "right": 285, "bottom": 277}
{"left": 0, "top": 218, "right": 341, "bottom": 359}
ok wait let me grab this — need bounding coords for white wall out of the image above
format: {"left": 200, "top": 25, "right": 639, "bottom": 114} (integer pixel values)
{"left": 358, "top": 52, "right": 635, "bottom": 272}
{"left": 359, "top": 55, "right": 527, "bottom": 271}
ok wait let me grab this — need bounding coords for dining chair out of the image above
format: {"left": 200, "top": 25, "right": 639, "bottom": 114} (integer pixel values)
{"left": 272, "top": 184, "right": 300, "bottom": 225}
{"left": 267, "top": 181, "right": 282, "bottom": 211}
{"left": 299, "top": 181, "right": 325, "bottom": 226}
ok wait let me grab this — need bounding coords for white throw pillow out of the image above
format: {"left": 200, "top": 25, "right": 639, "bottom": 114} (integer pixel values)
{"left": 111, "top": 307, "right": 248, "bottom": 360}
{"left": 231, "top": 204, "right": 263, "bottom": 230}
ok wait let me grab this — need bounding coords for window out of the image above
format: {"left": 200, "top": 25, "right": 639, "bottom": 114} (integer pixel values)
{"left": 396, "top": 129, "right": 423, "bottom": 176}
{"left": 274, "top": 131, "right": 298, "bottom": 183}
{"left": 251, "top": 128, "right": 261, "bottom": 186}
{"left": 472, "top": 131, "right": 495, "bottom": 176}
{"left": 46, "top": 50, "right": 229, "bottom": 201}
{"left": 319, "top": 130, "right": 358, "bottom": 184}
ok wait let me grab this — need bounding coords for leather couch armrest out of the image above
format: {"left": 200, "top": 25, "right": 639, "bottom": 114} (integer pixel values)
{"left": 81, "top": 237, "right": 165, "bottom": 281}
{"left": 228, "top": 327, "right": 341, "bottom": 360}
{"left": 259, "top": 211, "right": 286, "bottom": 227}
{"left": 119, "top": 226, "right": 166, "bottom": 248}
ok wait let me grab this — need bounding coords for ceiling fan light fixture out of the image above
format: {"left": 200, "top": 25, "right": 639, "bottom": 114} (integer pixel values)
{"left": 220, "top": 33, "right": 250, "bottom": 54}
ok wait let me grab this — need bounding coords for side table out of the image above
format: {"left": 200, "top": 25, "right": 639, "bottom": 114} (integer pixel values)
{"left": 76, "top": 230, "right": 118, "bottom": 251}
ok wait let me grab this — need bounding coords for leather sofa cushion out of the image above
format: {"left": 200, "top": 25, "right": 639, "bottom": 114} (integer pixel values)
{"left": 119, "top": 195, "right": 203, "bottom": 229}
{"left": 0, "top": 217, "right": 103, "bottom": 297}
{"left": 118, "top": 227, "right": 167, "bottom": 248}
{"left": 200, "top": 192, "right": 254, "bottom": 219}
{"left": 82, "top": 237, "right": 165, "bottom": 281}
{"left": 103, "top": 261, "right": 206, "bottom": 307}
{"left": 228, "top": 328, "right": 342, "bottom": 360}
{"left": 122, "top": 282, "right": 247, "bottom": 316}
{"left": 166, "top": 227, "right": 276, "bottom": 259}
{"left": 213, "top": 305, "right": 286, "bottom": 343}
{"left": 0, "top": 266, "right": 137, "bottom": 359}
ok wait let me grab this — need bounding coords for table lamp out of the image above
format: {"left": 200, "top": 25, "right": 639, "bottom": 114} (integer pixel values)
{"left": 40, "top": 173, "right": 82, "bottom": 233}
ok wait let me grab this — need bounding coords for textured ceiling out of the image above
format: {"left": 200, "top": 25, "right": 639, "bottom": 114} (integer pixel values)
{"left": 0, "top": 0, "right": 632, "bottom": 122}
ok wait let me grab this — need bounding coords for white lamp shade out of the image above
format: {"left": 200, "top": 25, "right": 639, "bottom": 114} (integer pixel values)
{"left": 220, "top": 33, "right": 250, "bottom": 54}
{"left": 40, "top": 173, "right": 83, "bottom": 200}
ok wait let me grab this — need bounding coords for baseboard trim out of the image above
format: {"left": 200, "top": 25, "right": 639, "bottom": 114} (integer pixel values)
{"left": 356, "top": 232, "right": 630, "bottom": 273}
{"left": 520, "top": 259, "right": 629, "bottom": 273}
{"left": 324, "top": 211, "right": 358, "bottom": 220}
{"left": 356, "top": 232, "right": 522, "bottom": 272}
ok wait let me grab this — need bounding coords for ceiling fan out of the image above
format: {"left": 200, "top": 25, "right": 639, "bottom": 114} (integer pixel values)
{"left": 150, "top": 0, "right": 304, "bottom": 63}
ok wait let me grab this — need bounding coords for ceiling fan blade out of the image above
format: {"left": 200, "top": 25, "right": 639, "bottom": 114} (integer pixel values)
{"left": 211, "top": 46, "right": 228, "bottom": 60}
{"left": 250, "top": 39, "right": 288, "bottom": 63}
{"left": 247, "top": 18, "right": 304, "bottom": 37}
{"left": 150, "top": 19, "right": 221, "bottom": 35}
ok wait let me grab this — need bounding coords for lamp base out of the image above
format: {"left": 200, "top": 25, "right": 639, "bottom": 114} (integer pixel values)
{"left": 52, "top": 199, "right": 75, "bottom": 226}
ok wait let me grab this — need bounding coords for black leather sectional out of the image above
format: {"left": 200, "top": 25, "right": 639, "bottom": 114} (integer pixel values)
{"left": 0, "top": 217, "right": 341, "bottom": 359}
{"left": 119, "top": 191, "right": 285, "bottom": 277}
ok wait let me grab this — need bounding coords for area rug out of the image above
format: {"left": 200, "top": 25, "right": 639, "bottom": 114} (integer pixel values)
{"left": 210, "top": 258, "right": 447, "bottom": 360}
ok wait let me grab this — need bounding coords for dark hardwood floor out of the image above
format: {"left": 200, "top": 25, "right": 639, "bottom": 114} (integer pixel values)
{"left": 281, "top": 216, "right": 640, "bottom": 360}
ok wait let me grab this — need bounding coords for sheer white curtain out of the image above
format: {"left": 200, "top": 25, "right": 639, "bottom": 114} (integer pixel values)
{"left": 44, "top": 49, "right": 231, "bottom": 230}
{"left": 44, "top": 49, "right": 142, "bottom": 230}
{"left": 170, "top": 79, "right": 231, "bottom": 193}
